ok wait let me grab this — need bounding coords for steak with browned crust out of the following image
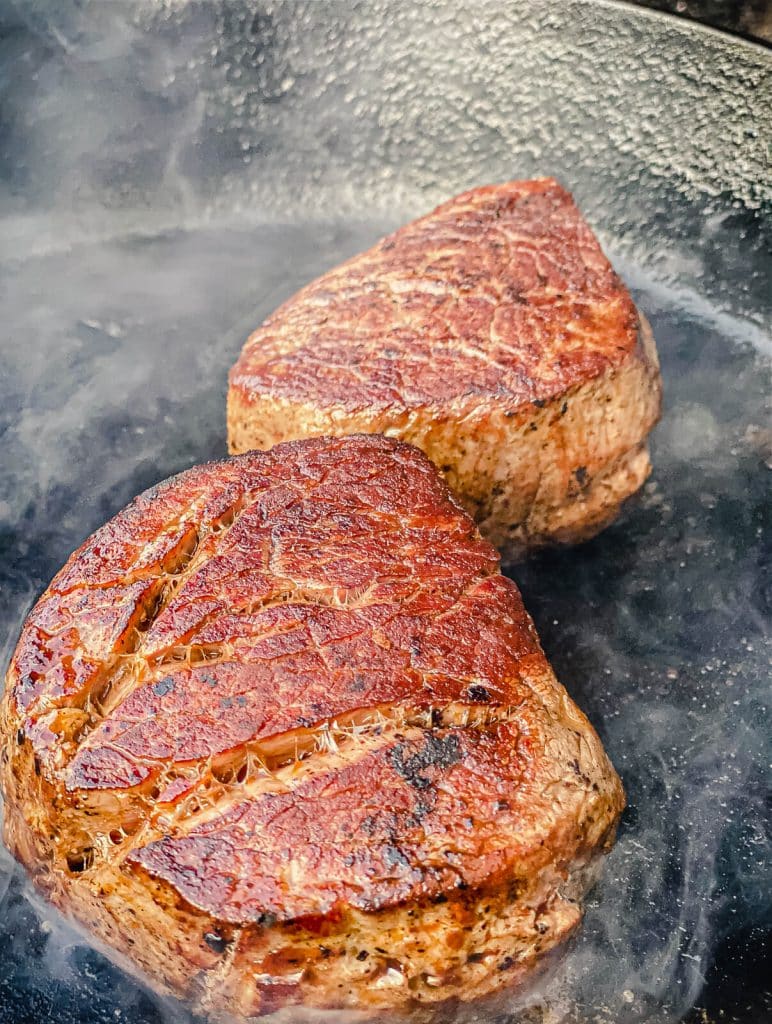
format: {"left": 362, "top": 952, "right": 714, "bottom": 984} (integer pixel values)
{"left": 1, "top": 435, "right": 624, "bottom": 1018}
{"left": 228, "top": 178, "right": 661, "bottom": 559}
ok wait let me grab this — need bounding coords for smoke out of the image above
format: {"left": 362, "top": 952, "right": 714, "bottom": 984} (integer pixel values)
{"left": 509, "top": 287, "right": 771, "bottom": 1021}
{"left": 0, "top": 2, "right": 770, "bottom": 1023}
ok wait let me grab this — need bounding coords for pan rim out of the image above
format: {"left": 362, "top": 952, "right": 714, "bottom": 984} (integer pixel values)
{"left": 585, "top": 0, "right": 772, "bottom": 54}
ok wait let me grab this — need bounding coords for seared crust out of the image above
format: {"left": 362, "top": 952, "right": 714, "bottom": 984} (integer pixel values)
{"left": 1, "top": 435, "right": 624, "bottom": 1017}
{"left": 228, "top": 179, "right": 662, "bottom": 557}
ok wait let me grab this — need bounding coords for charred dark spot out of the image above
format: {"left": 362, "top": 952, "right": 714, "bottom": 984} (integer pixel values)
{"left": 257, "top": 911, "right": 277, "bottom": 927}
{"left": 16, "top": 729, "right": 24, "bottom": 746}
{"left": 360, "top": 815, "right": 378, "bottom": 836}
{"left": 467, "top": 951, "right": 485, "bottom": 964}
{"left": 356, "top": 949, "right": 369, "bottom": 961}
{"left": 574, "top": 466, "right": 588, "bottom": 487}
{"left": 33, "top": 756, "right": 41, "bottom": 776}
{"left": 507, "top": 879, "right": 526, "bottom": 900}
{"left": 203, "top": 931, "right": 228, "bottom": 954}
{"left": 319, "top": 945, "right": 332, "bottom": 959}
{"left": 495, "top": 799, "right": 510, "bottom": 812}
{"left": 383, "top": 845, "right": 411, "bottom": 869}
{"left": 431, "top": 893, "right": 448, "bottom": 905}
{"left": 571, "top": 758, "right": 582, "bottom": 775}
{"left": 532, "top": 398, "right": 546, "bottom": 408}
{"left": 466, "top": 684, "right": 491, "bottom": 703}
{"left": 499, "top": 955, "right": 517, "bottom": 971}
{"left": 405, "top": 800, "right": 432, "bottom": 828}
{"left": 560, "top": 401, "right": 568, "bottom": 415}
{"left": 152, "top": 676, "right": 175, "bottom": 697}
{"left": 390, "top": 732, "right": 462, "bottom": 790}
{"left": 506, "top": 285, "right": 528, "bottom": 304}
{"left": 66, "top": 848, "right": 93, "bottom": 873}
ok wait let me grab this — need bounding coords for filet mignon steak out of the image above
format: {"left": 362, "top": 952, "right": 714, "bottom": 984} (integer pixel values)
{"left": 228, "top": 179, "right": 662, "bottom": 559}
{"left": 1, "top": 435, "right": 624, "bottom": 1017}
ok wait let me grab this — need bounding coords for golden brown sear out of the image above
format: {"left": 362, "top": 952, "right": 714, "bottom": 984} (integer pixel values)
{"left": 229, "top": 179, "right": 662, "bottom": 558}
{"left": 1, "top": 435, "right": 624, "bottom": 1018}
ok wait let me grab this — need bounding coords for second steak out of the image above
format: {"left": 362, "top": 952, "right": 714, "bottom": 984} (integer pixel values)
{"left": 228, "top": 178, "right": 662, "bottom": 558}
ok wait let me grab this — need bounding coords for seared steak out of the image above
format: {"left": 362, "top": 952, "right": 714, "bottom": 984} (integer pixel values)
{"left": 229, "top": 179, "right": 661, "bottom": 558}
{"left": 1, "top": 435, "right": 624, "bottom": 1017}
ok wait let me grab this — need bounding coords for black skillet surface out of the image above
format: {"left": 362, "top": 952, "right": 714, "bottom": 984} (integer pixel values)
{"left": 0, "top": 2, "right": 769, "bottom": 1022}
{"left": 633, "top": 0, "right": 771, "bottom": 43}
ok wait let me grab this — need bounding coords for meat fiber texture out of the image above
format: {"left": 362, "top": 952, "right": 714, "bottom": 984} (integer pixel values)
{"left": 229, "top": 179, "right": 662, "bottom": 560}
{"left": 1, "top": 436, "right": 624, "bottom": 1018}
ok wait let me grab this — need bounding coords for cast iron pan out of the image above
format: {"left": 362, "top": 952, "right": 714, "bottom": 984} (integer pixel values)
{"left": 0, "top": 2, "right": 769, "bottom": 1021}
